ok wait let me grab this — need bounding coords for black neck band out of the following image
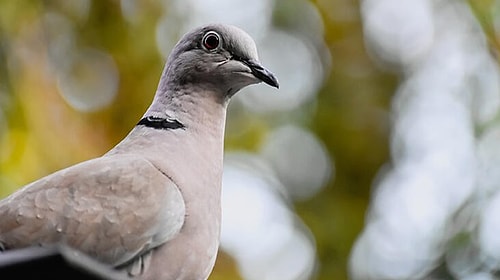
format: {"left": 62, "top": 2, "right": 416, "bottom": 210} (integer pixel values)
{"left": 137, "top": 116, "right": 185, "bottom": 130}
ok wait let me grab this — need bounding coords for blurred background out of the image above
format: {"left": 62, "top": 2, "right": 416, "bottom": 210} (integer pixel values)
{"left": 0, "top": 0, "right": 499, "bottom": 279}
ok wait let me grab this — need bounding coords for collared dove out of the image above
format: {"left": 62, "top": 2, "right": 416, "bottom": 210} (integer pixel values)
{"left": 0, "top": 24, "right": 278, "bottom": 279}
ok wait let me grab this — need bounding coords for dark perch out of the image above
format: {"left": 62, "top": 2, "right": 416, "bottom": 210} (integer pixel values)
{"left": 0, "top": 245, "right": 126, "bottom": 280}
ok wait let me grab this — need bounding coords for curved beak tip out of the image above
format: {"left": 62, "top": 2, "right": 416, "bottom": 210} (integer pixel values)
{"left": 246, "top": 60, "right": 279, "bottom": 89}
{"left": 266, "top": 73, "right": 279, "bottom": 89}
{"left": 256, "top": 68, "right": 279, "bottom": 89}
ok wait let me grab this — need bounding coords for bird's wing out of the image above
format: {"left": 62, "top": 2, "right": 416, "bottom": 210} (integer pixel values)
{"left": 0, "top": 154, "right": 185, "bottom": 267}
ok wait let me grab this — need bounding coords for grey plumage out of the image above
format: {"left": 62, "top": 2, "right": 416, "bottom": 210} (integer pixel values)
{"left": 0, "top": 24, "right": 278, "bottom": 279}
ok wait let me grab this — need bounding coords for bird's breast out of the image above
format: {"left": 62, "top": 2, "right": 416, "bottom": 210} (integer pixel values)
{"left": 133, "top": 129, "right": 223, "bottom": 279}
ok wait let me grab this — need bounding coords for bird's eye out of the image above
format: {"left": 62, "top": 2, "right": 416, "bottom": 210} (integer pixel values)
{"left": 202, "top": 31, "right": 221, "bottom": 51}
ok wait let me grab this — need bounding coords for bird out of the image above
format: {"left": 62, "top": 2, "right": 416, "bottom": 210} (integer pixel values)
{"left": 0, "top": 23, "right": 279, "bottom": 280}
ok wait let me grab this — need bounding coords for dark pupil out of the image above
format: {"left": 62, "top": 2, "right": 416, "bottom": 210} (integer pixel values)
{"left": 204, "top": 34, "right": 219, "bottom": 50}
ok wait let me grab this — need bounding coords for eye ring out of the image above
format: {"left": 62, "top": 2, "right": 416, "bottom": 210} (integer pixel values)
{"left": 202, "top": 31, "right": 221, "bottom": 51}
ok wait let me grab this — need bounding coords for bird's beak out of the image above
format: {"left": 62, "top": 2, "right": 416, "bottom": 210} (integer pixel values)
{"left": 244, "top": 59, "right": 279, "bottom": 89}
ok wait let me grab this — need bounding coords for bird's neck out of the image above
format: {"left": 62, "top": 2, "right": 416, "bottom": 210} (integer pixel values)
{"left": 106, "top": 86, "right": 228, "bottom": 190}
{"left": 145, "top": 85, "right": 227, "bottom": 128}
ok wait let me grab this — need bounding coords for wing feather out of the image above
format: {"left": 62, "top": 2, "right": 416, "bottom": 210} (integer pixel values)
{"left": 0, "top": 154, "right": 185, "bottom": 267}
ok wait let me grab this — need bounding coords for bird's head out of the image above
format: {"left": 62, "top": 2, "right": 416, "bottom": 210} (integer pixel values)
{"left": 162, "top": 24, "right": 279, "bottom": 99}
